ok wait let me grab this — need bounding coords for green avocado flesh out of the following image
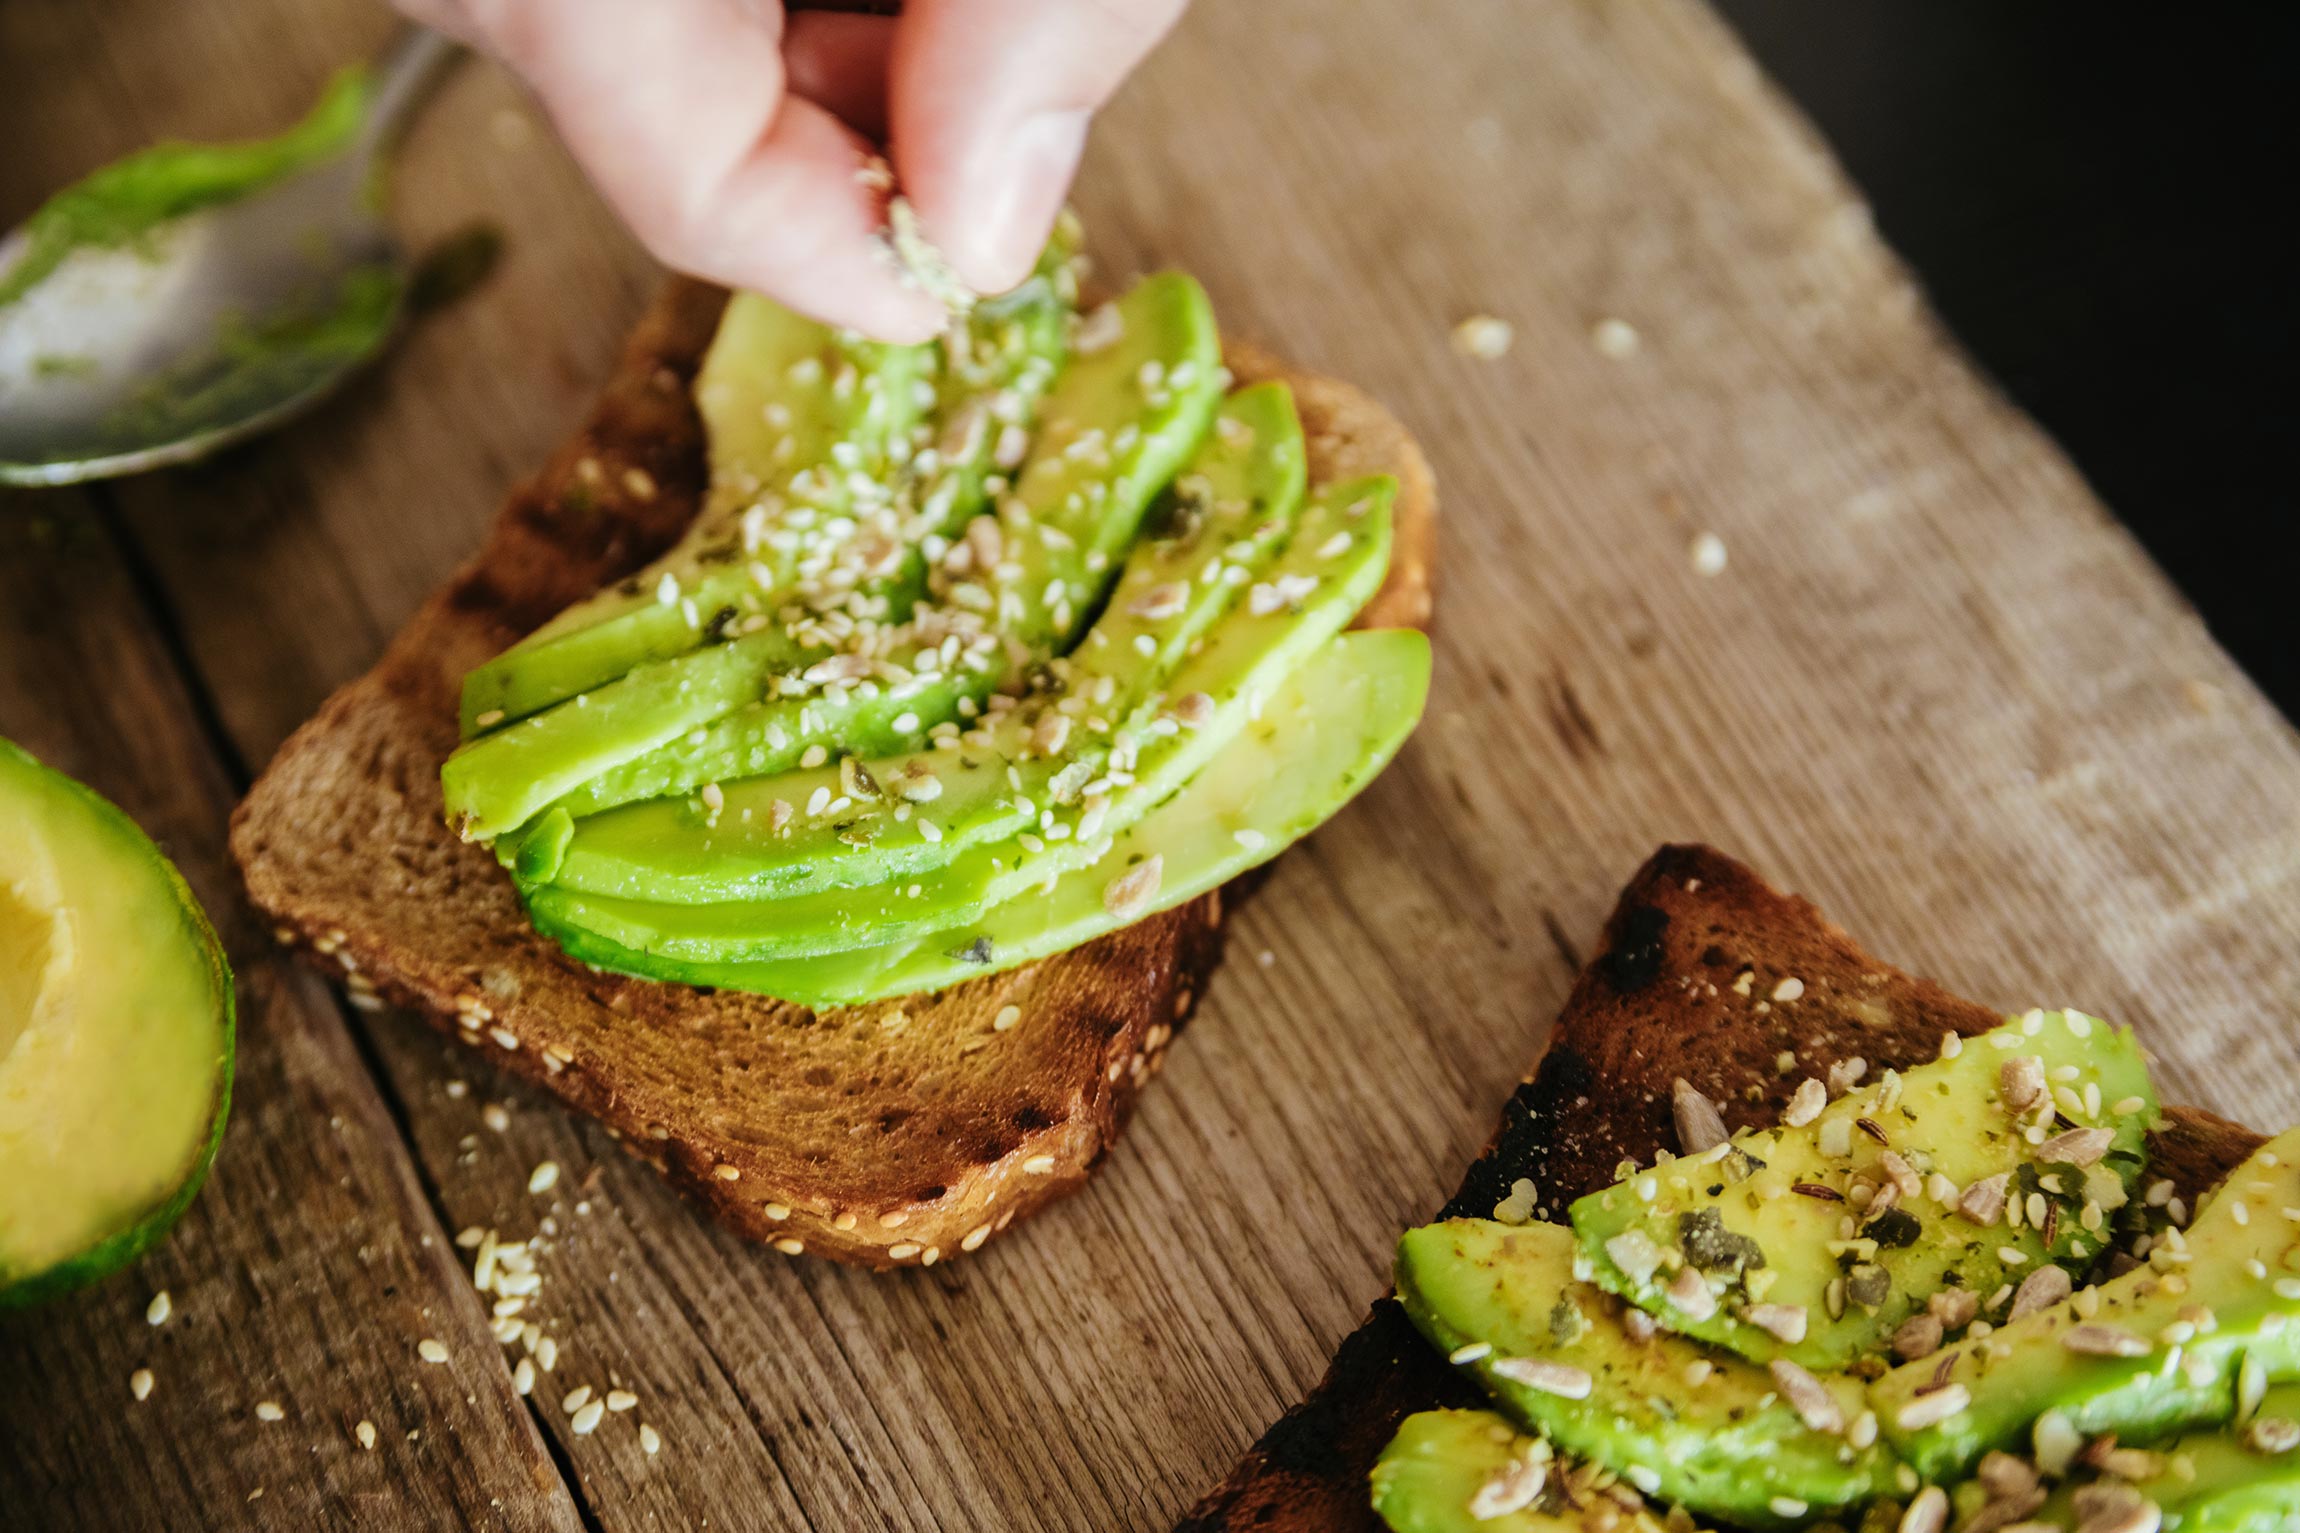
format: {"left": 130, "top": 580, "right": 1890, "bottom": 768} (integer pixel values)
{"left": 1875, "top": 1122, "right": 2300, "bottom": 1484}
{"left": 522, "top": 626, "right": 1429, "bottom": 1004}
{"left": 1377, "top": 1010, "right": 2300, "bottom": 1532}
{"left": 0, "top": 740, "right": 233, "bottom": 1309}
{"left": 454, "top": 236, "right": 1426, "bottom": 1006}
{"left": 527, "top": 381, "right": 1315, "bottom": 907}
{"left": 1370, "top": 1411, "right": 1694, "bottom": 1533}
{"left": 2031, "top": 1385, "right": 2300, "bottom": 1531}
{"left": 456, "top": 231, "right": 1080, "bottom": 740}
{"left": 441, "top": 269, "right": 1222, "bottom": 841}
{"left": 1396, "top": 1219, "right": 1898, "bottom": 1527}
{"left": 1572, "top": 1010, "right": 2158, "bottom": 1374}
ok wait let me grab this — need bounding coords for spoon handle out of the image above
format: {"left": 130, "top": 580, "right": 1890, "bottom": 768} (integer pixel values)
{"left": 360, "top": 26, "right": 464, "bottom": 157}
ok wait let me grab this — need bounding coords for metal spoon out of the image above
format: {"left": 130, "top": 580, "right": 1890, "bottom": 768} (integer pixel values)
{"left": 0, "top": 28, "right": 459, "bottom": 487}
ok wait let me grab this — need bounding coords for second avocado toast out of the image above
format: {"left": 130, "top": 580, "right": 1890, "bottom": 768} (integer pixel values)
{"left": 1180, "top": 845, "right": 2284, "bottom": 1533}
{"left": 232, "top": 243, "right": 1435, "bottom": 1268}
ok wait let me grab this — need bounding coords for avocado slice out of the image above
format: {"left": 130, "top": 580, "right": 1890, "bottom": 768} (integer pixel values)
{"left": 515, "top": 476, "right": 1389, "bottom": 961}
{"left": 1370, "top": 1410, "right": 1695, "bottom": 1533}
{"left": 1396, "top": 1218, "right": 1902, "bottom": 1528}
{"left": 2028, "top": 1384, "right": 2300, "bottom": 1531}
{"left": 442, "top": 270, "right": 1223, "bottom": 842}
{"left": 509, "top": 258, "right": 1084, "bottom": 817}
{"left": 530, "top": 382, "right": 1311, "bottom": 905}
{"left": 458, "top": 301, "right": 936, "bottom": 736}
{"left": 1874, "top": 1123, "right": 2300, "bottom": 1484}
{"left": 521, "top": 625, "right": 1431, "bottom": 1003}
{"left": 0, "top": 740, "right": 233, "bottom": 1309}
{"left": 1573, "top": 1010, "right": 2159, "bottom": 1374}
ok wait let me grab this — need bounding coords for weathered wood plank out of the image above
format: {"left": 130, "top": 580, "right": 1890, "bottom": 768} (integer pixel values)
{"left": 7, "top": 1, "right": 2300, "bottom": 1530}
{"left": 0, "top": 502, "right": 584, "bottom": 1531}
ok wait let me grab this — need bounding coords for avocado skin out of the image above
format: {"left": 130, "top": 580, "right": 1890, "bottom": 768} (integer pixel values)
{"left": 0, "top": 739, "right": 235, "bottom": 1310}
{"left": 1875, "top": 1123, "right": 2300, "bottom": 1484}
{"left": 1395, "top": 1218, "right": 1899, "bottom": 1529}
{"left": 1370, "top": 1409, "right": 1686, "bottom": 1533}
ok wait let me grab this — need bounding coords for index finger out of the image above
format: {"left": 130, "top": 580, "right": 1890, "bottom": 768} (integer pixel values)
{"left": 889, "top": 0, "right": 1191, "bottom": 293}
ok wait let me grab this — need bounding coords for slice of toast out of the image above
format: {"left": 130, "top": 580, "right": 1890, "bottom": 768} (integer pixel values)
{"left": 1176, "top": 843, "right": 2267, "bottom": 1531}
{"left": 230, "top": 278, "right": 1435, "bottom": 1269}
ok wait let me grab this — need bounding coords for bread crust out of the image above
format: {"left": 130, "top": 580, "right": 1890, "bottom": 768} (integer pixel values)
{"left": 1175, "top": 844, "right": 2267, "bottom": 1532}
{"left": 230, "top": 278, "right": 1435, "bottom": 1269}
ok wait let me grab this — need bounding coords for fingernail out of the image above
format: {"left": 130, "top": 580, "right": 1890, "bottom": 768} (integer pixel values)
{"left": 940, "top": 108, "right": 1089, "bottom": 294}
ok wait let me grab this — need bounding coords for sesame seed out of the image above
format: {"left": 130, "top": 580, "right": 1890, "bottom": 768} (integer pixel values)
{"left": 961, "top": 1223, "right": 994, "bottom": 1252}
{"left": 255, "top": 1401, "right": 284, "bottom": 1422}
{"left": 417, "top": 1338, "right": 450, "bottom": 1365}
{"left": 571, "top": 1400, "right": 606, "bottom": 1435}
{"left": 1233, "top": 828, "right": 1268, "bottom": 852}
{"left": 1894, "top": 1384, "right": 1971, "bottom": 1429}
{"left": 1771, "top": 976, "right": 1804, "bottom": 1002}
{"left": 146, "top": 1291, "right": 172, "bottom": 1327}
{"left": 641, "top": 1423, "right": 663, "bottom": 1455}
{"left": 1449, "top": 1342, "right": 1493, "bottom": 1365}
{"left": 130, "top": 1369, "right": 154, "bottom": 1402}
{"left": 489, "top": 1028, "right": 519, "bottom": 1051}
{"left": 1768, "top": 1498, "right": 1808, "bottom": 1520}
{"left": 528, "top": 1161, "right": 560, "bottom": 1194}
{"left": 763, "top": 1203, "right": 792, "bottom": 1221}
{"left": 482, "top": 1103, "right": 510, "bottom": 1132}
{"left": 514, "top": 1359, "right": 535, "bottom": 1396}
{"left": 888, "top": 1243, "right": 921, "bottom": 1260}
{"left": 773, "top": 1238, "right": 804, "bottom": 1256}
{"left": 1486, "top": 1358, "right": 1593, "bottom": 1398}
{"left": 1591, "top": 317, "right": 1641, "bottom": 358}
{"left": 1450, "top": 315, "right": 1513, "bottom": 360}
{"left": 562, "top": 1386, "right": 593, "bottom": 1415}
{"left": 355, "top": 1419, "right": 377, "bottom": 1450}
{"left": 606, "top": 1390, "right": 638, "bottom": 1413}
{"left": 1021, "top": 1156, "right": 1057, "bottom": 1175}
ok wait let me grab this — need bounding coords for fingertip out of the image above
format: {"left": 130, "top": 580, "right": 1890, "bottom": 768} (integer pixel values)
{"left": 913, "top": 106, "right": 1089, "bottom": 295}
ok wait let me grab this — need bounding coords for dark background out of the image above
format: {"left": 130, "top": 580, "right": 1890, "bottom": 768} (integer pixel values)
{"left": 1719, "top": 2, "right": 2296, "bottom": 718}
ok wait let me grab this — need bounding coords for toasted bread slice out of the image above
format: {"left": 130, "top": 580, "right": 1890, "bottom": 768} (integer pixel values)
{"left": 1176, "top": 844, "right": 2266, "bottom": 1532}
{"left": 229, "top": 278, "right": 1435, "bottom": 1269}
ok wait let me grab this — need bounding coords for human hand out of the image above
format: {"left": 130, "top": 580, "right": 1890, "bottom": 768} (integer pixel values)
{"left": 397, "top": 0, "right": 1191, "bottom": 341}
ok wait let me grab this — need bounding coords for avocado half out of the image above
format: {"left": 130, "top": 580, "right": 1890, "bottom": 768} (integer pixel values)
{"left": 0, "top": 739, "right": 234, "bottom": 1309}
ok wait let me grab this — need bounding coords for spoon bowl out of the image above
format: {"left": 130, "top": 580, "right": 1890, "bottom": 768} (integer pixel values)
{"left": 0, "top": 29, "right": 455, "bottom": 487}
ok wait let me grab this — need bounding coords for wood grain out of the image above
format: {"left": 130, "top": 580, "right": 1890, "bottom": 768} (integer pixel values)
{"left": 5, "top": 0, "right": 2300, "bottom": 1529}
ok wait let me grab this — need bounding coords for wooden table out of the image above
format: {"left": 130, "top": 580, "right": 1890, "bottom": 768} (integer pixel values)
{"left": 6, "top": 2, "right": 2298, "bottom": 1528}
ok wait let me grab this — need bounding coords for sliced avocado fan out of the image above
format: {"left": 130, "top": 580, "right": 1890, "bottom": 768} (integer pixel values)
{"left": 525, "top": 382, "right": 1315, "bottom": 908}
{"left": 0, "top": 739, "right": 233, "bottom": 1309}
{"left": 441, "top": 268, "right": 1222, "bottom": 841}
{"left": 522, "top": 625, "right": 1429, "bottom": 1004}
